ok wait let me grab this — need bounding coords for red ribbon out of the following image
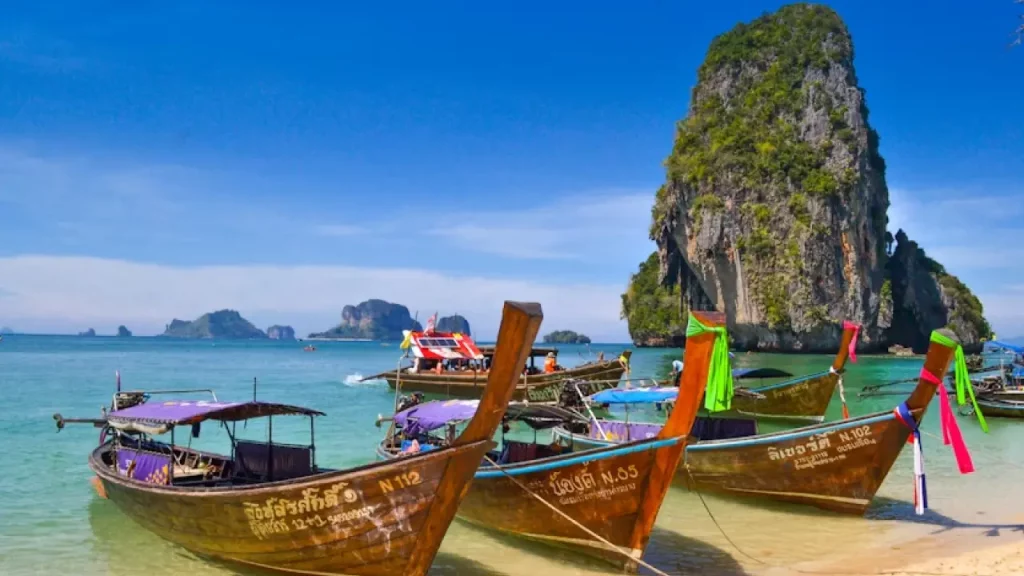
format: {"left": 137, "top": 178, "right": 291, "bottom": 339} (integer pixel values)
{"left": 843, "top": 321, "right": 861, "bottom": 363}
{"left": 920, "top": 369, "right": 974, "bottom": 474}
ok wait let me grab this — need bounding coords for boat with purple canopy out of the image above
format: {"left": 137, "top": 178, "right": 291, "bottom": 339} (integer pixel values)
{"left": 51, "top": 299, "right": 547, "bottom": 576}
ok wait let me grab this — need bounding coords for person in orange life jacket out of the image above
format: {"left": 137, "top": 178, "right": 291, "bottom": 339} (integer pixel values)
{"left": 543, "top": 352, "right": 558, "bottom": 374}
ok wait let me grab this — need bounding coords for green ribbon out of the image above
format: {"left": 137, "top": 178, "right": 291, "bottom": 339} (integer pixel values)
{"left": 687, "top": 313, "right": 734, "bottom": 412}
{"left": 930, "top": 330, "right": 988, "bottom": 433}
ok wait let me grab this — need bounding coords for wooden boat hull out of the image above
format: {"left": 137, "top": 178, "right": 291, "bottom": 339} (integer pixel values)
{"left": 553, "top": 410, "right": 912, "bottom": 515}
{"left": 727, "top": 370, "right": 838, "bottom": 422}
{"left": 975, "top": 397, "right": 1024, "bottom": 418}
{"left": 91, "top": 439, "right": 494, "bottom": 576}
{"left": 384, "top": 359, "right": 627, "bottom": 402}
{"left": 377, "top": 437, "right": 686, "bottom": 570}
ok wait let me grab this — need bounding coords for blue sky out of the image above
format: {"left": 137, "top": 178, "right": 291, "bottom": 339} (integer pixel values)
{"left": 0, "top": 1, "right": 1021, "bottom": 340}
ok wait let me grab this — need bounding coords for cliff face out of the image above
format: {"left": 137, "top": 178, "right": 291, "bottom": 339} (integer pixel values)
{"left": 78, "top": 328, "right": 97, "bottom": 337}
{"left": 436, "top": 314, "right": 471, "bottom": 335}
{"left": 886, "top": 230, "right": 991, "bottom": 353}
{"left": 117, "top": 325, "right": 132, "bottom": 337}
{"left": 309, "top": 299, "right": 422, "bottom": 340}
{"left": 649, "top": 4, "right": 888, "bottom": 352}
{"left": 626, "top": 3, "right": 990, "bottom": 352}
{"left": 267, "top": 325, "right": 296, "bottom": 340}
{"left": 163, "top": 310, "right": 267, "bottom": 339}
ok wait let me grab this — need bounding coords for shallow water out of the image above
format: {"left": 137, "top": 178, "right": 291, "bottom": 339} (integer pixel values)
{"left": 1, "top": 336, "right": 1021, "bottom": 576}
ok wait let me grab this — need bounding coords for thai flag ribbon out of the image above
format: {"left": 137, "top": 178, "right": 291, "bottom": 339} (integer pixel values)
{"left": 919, "top": 369, "right": 975, "bottom": 474}
{"left": 842, "top": 320, "right": 860, "bottom": 363}
{"left": 893, "top": 402, "right": 926, "bottom": 515}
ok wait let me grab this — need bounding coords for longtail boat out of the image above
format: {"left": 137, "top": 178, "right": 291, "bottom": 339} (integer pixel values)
{"left": 553, "top": 328, "right": 968, "bottom": 515}
{"left": 52, "top": 300, "right": 545, "bottom": 576}
{"left": 974, "top": 396, "right": 1024, "bottom": 419}
{"left": 375, "top": 312, "right": 724, "bottom": 570}
{"left": 362, "top": 328, "right": 630, "bottom": 402}
{"left": 634, "top": 321, "right": 861, "bottom": 423}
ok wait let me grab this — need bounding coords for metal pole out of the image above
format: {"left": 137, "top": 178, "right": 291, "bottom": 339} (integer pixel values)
{"left": 573, "top": 381, "right": 608, "bottom": 440}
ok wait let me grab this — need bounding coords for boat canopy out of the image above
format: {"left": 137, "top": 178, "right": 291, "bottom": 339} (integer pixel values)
{"left": 477, "top": 345, "right": 559, "bottom": 358}
{"left": 731, "top": 367, "right": 794, "bottom": 379}
{"left": 108, "top": 400, "right": 323, "bottom": 434}
{"left": 394, "top": 399, "right": 587, "bottom": 436}
{"left": 404, "top": 330, "right": 484, "bottom": 361}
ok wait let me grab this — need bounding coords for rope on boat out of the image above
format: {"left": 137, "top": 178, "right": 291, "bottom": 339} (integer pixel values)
{"left": 480, "top": 454, "right": 671, "bottom": 576}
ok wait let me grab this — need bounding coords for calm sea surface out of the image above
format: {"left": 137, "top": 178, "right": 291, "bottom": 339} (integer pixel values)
{"left": 1, "top": 336, "right": 1021, "bottom": 575}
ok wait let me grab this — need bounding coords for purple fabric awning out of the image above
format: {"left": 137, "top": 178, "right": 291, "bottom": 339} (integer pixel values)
{"left": 109, "top": 400, "right": 324, "bottom": 426}
{"left": 395, "top": 400, "right": 480, "bottom": 436}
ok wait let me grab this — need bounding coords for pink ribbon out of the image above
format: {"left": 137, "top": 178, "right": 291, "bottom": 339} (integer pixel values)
{"left": 920, "top": 369, "right": 975, "bottom": 474}
{"left": 843, "top": 321, "right": 861, "bottom": 363}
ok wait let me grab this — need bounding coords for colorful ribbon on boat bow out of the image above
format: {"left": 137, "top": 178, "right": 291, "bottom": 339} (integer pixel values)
{"left": 843, "top": 320, "right": 860, "bottom": 363}
{"left": 686, "top": 313, "right": 733, "bottom": 412}
{"left": 930, "top": 331, "right": 988, "bottom": 433}
{"left": 893, "top": 402, "right": 927, "bottom": 515}
{"left": 919, "top": 368, "right": 975, "bottom": 474}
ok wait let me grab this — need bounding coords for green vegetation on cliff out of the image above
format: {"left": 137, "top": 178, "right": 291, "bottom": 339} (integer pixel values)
{"left": 542, "top": 330, "right": 591, "bottom": 344}
{"left": 621, "top": 253, "right": 686, "bottom": 346}
{"left": 647, "top": 3, "right": 888, "bottom": 335}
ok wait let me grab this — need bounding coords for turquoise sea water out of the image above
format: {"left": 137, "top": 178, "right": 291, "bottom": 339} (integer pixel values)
{"left": 1, "top": 336, "right": 1021, "bottom": 576}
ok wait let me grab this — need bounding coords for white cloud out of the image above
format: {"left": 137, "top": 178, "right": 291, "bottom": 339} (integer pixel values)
{"left": 426, "top": 191, "right": 653, "bottom": 260}
{"left": 0, "top": 255, "right": 631, "bottom": 341}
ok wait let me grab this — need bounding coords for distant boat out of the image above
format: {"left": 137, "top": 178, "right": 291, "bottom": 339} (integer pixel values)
{"left": 303, "top": 345, "right": 316, "bottom": 352}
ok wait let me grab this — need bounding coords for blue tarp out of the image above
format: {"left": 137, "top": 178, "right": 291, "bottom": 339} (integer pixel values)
{"left": 589, "top": 387, "right": 679, "bottom": 405}
{"left": 989, "top": 341, "right": 1024, "bottom": 354}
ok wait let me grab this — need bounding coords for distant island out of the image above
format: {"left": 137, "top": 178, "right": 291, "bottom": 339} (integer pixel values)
{"left": 0, "top": 326, "right": 13, "bottom": 335}
{"left": 267, "top": 325, "right": 296, "bottom": 341}
{"left": 543, "top": 330, "right": 591, "bottom": 344}
{"left": 117, "top": 325, "right": 132, "bottom": 337}
{"left": 78, "top": 328, "right": 97, "bottom": 337}
{"left": 308, "top": 299, "right": 421, "bottom": 340}
{"left": 436, "top": 314, "right": 471, "bottom": 335}
{"left": 162, "top": 310, "right": 267, "bottom": 339}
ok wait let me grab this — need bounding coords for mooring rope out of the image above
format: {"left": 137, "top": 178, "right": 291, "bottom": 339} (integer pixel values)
{"left": 481, "top": 454, "right": 671, "bottom": 576}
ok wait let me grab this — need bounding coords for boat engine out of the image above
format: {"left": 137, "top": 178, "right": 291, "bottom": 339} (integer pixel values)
{"left": 396, "top": 392, "right": 425, "bottom": 412}
{"left": 557, "top": 379, "right": 591, "bottom": 412}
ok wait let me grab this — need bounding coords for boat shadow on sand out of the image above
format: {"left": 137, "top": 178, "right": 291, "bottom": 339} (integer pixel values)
{"left": 452, "top": 520, "right": 751, "bottom": 576}
{"left": 683, "top": 485, "right": 1024, "bottom": 539}
{"left": 868, "top": 495, "right": 1024, "bottom": 537}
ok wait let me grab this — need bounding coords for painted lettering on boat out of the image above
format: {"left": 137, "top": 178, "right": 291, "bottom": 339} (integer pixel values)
{"left": 765, "top": 425, "right": 877, "bottom": 471}
{"left": 549, "top": 467, "right": 597, "bottom": 497}
{"left": 547, "top": 464, "right": 640, "bottom": 505}
{"left": 242, "top": 482, "right": 361, "bottom": 539}
{"left": 600, "top": 464, "right": 639, "bottom": 485}
{"left": 379, "top": 470, "right": 422, "bottom": 494}
{"left": 526, "top": 384, "right": 560, "bottom": 403}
